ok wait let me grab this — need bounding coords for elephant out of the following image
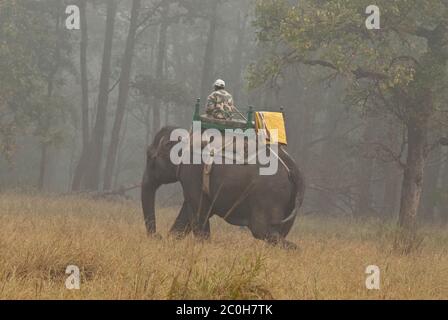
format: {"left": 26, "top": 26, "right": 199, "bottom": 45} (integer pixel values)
{"left": 141, "top": 126, "right": 305, "bottom": 248}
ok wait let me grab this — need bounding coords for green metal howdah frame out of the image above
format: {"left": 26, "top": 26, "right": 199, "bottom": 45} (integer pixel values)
{"left": 193, "top": 98, "right": 256, "bottom": 132}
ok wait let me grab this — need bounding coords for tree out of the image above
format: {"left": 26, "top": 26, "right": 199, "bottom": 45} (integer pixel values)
{"left": 103, "top": 0, "right": 142, "bottom": 191}
{"left": 200, "top": 0, "right": 219, "bottom": 103}
{"left": 0, "top": 1, "right": 48, "bottom": 159}
{"left": 251, "top": 0, "right": 448, "bottom": 248}
{"left": 151, "top": 0, "right": 171, "bottom": 137}
{"left": 73, "top": 0, "right": 118, "bottom": 191}
{"left": 420, "top": 146, "right": 443, "bottom": 222}
{"left": 231, "top": 9, "right": 249, "bottom": 104}
{"left": 0, "top": 0, "right": 71, "bottom": 189}
{"left": 36, "top": 1, "right": 68, "bottom": 191}
{"left": 75, "top": 0, "right": 90, "bottom": 188}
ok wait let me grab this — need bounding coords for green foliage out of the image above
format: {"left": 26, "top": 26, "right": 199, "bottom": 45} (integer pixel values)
{"left": 0, "top": 0, "right": 72, "bottom": 159}
{"left": 251, "top": 0, "right": 448, "bottom": 125}
{"left": 30, "top": 94, "right": 70, "bottom": 148}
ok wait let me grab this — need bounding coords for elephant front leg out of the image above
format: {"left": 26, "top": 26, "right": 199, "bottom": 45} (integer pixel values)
{"left": 169, "top": 201, "right": 193, "bottom": 239}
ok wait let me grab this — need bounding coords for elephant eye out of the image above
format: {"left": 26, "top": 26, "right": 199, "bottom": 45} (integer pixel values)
{"left": 146, "top": 150, "right": 156, "bottom": 166}
{"left": 147, "top": 147, "right": 157, "bottom": 159}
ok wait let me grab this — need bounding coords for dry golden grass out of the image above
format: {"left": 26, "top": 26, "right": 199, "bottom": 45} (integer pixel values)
{"left": 0, "top": 193, "right": 447, "bottom": 300}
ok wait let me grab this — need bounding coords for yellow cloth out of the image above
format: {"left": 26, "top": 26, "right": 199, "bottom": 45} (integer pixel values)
{"left": 255, "top": 112, "right": 287, "bottom": 145}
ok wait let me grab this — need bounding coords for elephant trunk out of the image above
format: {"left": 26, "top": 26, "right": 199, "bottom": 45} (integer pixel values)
{"left": 141, "top": 169, "right": 158, "bottom": 235}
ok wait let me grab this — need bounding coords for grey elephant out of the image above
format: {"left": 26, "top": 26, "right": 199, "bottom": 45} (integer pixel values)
{"left": 141, "top": 126, "right": 305, "bottom": 248}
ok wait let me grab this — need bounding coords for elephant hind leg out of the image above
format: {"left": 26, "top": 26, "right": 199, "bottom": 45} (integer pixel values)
{"left": 280, "top": 215, "right": 295, "bottom": 238}
{"left": 249, "top": 207, "right": 298, "bottom": 250}
{"left": 265, "top": 232, "right": 298, "bottom": 250}
{"left": 192, "top": 219, "right": 211, "bottom": 240}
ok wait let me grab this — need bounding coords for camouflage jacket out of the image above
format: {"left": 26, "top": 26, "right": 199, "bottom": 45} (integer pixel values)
{"left": 205, "top": 89, "right": 236, "bottom": 119}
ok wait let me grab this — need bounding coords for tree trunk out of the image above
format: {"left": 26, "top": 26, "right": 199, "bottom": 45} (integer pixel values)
{"left": 200, "top": 0, "right": 219, "bottom": 103}
{"left": 112, "top": 114, "right": 127, "bottom": 190}
{"left": 103, "top": 0, "right": 141, "bottom": 190}
{"left": 40, "top": 3, "right": 62, "bottom": 191}
{"left": 72, "top": 0, "right": 93, "bottom": 191}
{"left": 74, "top": 0, "right": 117, "bottom": 191}
{"left": 143, "top": 28, "right": 157, "bottom": 145}
{"left": 164, "top": 103, "right": 170, "bottom": 126}
{"left": 420, "top": 146, "right": 442, "bottom": 223}
{"left": 231, "top": 10, "right": 247, "bottom": 104}
{"left": 382, "top": 162, "right": 400, "bottom": 218}
{"left": 145, "top": 99, "right": 152, "bottom": 147}
{"left": 398, "top": 116, "right": 429, "bottom": 231}
{"left": 152, "top": 0, "right": 170, "bottom": 137}
{"left": 79, "top": 0, "right": 89, "bottom": 154}
{"left": 38, "top": 143, "right": 48, "bottom": 191}
{"left": 440, "top": 149, "right": 448, "bottom": 226}
{"left": 355, "top": 119, "right": 376, "bottom": 217}
{"left": 382, "top": 122, "right": 401, "bottom": 218}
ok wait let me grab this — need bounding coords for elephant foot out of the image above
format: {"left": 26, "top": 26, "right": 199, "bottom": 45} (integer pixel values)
{"left": 192, "top": 221, "right": 211, "bottom": 241}
{"left": 279, "top": 240, "right": 299, "bottom": 251}
{"left": 193, "top": 232, "right": 211, "bottom": 241}
{"left": 169, "top": 229, "right": 190, "bottom": 240}
{"left": 265, "top": 234, "right": 299, "bottom": 250}
{"left": 147, "top": 232, "right": 163, "bottom": 240}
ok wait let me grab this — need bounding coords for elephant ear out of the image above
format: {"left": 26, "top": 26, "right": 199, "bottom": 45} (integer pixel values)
{"left": 155, "top": 136, "right": 179, "bottom": 158}
{"left": 164, "top": 135, "right": 184, "bottom": 148}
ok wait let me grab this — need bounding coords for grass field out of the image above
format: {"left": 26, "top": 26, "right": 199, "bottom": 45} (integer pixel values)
{"left": 0, "top": 193, "right": 447, "bottom": 300}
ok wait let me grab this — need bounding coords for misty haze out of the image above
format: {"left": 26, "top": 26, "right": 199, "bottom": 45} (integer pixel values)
{"left": 0, "top": 0, "right": 447, "bottom": 301}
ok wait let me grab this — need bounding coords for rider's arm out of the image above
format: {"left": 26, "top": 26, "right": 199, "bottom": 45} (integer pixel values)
{"left": 205, "top": 93, "right": 217, "bottom": 116}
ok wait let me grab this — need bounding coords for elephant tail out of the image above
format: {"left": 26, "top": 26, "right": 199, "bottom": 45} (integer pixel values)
{"left": 279, "top": 147, "right": 306, "bottom": 222}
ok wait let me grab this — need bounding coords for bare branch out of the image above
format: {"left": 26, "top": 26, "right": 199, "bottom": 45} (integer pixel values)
{"left": 292, "top": 55, "right": 389, "bottom": 81}
{"left": 361, "top": 139, "right": 406, "bottom": 168}
{"left": 302, "top": 59, "right": 339, "bottom": 71}
{"left": 352, "top": 67, "right": 388, "bottom": 80}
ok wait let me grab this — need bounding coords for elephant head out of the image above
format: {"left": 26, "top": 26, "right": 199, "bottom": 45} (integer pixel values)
{"left": 141, "top": 127, "right": 179, "bottom": 235}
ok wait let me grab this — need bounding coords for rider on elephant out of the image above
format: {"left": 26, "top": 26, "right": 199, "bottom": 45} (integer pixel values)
{"left": 205, "top": 79, "right": 236, "bottom": 120}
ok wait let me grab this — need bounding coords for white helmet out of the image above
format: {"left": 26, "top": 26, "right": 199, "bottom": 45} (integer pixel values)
{"left": 214, "top": 79, "right": 226, "bottom": 89}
